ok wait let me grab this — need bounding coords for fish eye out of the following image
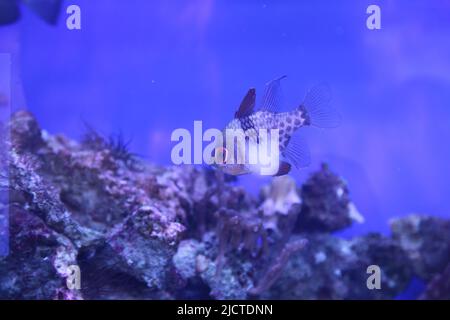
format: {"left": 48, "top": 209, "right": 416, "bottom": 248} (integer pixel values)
{"left": 215, "top": 146, "right": 229, "bottom": 164}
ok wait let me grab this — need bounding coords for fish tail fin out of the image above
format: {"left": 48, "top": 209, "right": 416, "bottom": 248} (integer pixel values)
{"left": 299, "top": 83, "right": 341, "bottom": 128}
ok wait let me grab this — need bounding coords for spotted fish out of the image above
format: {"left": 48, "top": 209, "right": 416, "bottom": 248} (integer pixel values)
{"left": 214, "top": 76, "right": 341, "bottom": 176}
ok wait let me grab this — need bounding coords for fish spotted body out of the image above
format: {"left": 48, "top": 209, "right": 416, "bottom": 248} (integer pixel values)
{"left": 226, "top": 108, "right": 309, "bottom": 152}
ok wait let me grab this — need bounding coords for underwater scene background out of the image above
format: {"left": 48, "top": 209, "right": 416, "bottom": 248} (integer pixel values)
{"left": 0, "top": 0, "right": 449, "bottom": 300}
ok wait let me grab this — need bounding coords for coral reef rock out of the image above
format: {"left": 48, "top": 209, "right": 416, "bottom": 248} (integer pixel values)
{"left": 295, "top": 164, "right": 364, "bottom": 233}
{"left": 0, "top": 111, "right": 449, "bottom": 299}
{"left": 390, "top": 215, "right": 450, "bottom": 280}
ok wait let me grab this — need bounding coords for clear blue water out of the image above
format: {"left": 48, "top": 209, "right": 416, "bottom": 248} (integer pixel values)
{"left": 1, "top": 0, "right": 449, "bottom": 237}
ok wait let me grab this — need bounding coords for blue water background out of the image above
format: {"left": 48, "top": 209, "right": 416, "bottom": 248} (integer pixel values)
{"left": 0, "top": 0, "right": 449, "bottom": 237}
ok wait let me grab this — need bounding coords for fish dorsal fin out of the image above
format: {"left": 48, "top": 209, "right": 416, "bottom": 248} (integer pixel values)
{"left": 235, "top": 88, "right": 256, "bottom": 119}
{"left": 259, "top": 75, "right": 287, "bottom": 113}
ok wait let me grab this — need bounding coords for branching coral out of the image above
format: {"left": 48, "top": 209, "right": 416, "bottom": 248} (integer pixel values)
{"left": 215, "top": 208, "right": 268, "bottom": 276}
{"left": 248, "top": 238, "right": 308, "bottom": 295}
{"left": 212, "top": 175, "right": 306, "bottom": 296}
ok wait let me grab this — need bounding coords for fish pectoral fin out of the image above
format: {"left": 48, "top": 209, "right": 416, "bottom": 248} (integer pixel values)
{"left": 273, "top": 161, "right": 291, "bottom": 176}
{"left": 235, "top": 88, "right": 256, "bottom": 119}
{"left": 282, "top": 130, "right": 311, "bottom": 169}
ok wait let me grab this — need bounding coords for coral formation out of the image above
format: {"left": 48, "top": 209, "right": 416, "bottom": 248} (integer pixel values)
{"left": 419, "top": 263, "right": 450, "bottom": 300}
{"left": 0, "top": 111, "right": 449, "bottom": 299}
{"left": 390, "top": 215, "right": 450, "bottom": 280}
{"left": 295, "top": 163, "right": 363, "bottom": 232}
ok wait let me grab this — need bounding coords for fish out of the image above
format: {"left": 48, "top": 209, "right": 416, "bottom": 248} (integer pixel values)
{"left": 0, "top": 0, "right": 62, "bottom": 26}
{"left": 213, "top": 76, "right": 341, "bottom": 176}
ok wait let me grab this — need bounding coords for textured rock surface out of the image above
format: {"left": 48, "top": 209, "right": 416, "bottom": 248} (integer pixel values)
{"left": 420, "top": 263, "right": 450, "bottom": 300}
{"left": 0, "top": 205, "right": 80, "bottom": 299}
{"left": 0, "top": 111, "right": 449, "bottom": 299}
{"left": 258, "top": 233, "right": 413, "bottom": 299}
{"left": 295, "top": 164, "right": 363, "bottom": 232}
{"left": 390, "top": 215, "right": 450, "bottom": 280}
